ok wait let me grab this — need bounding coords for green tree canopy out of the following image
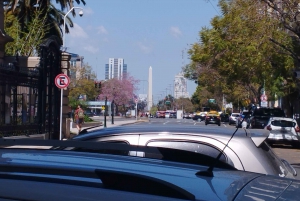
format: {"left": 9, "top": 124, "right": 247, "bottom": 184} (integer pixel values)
{"left": 184, "top": 0, "right": 296, "bottom": 110}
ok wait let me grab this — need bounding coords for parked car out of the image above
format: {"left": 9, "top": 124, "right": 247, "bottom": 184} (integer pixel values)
{"left": 220, "top": 113, "right": 229, "bottom": 122}
{"left": 1, "top": 138, "right": 300, "bottom": 201}
{"left": 169, "top": 112, "right": 177, "bottom": 118}
{"left": 85, "top": 110, "right": 94, "bottom": 117}
{"left": 249, "top": 107, "right": 286, "bottom": 129}
{"left": 62, "top": 125, "right": 297, "bottom": 179}
{"left": 229, "top": 113, "right": 240, "bottom": 125}
{"left": 265, "top": 117, "right": 300, "bottom": 147}
{"left": 192, "top": 114, "right": 201, "bottom": 121}
{"left": 183, "top": 113, "right": 191, "bottom": 119}
{"left": 205, "top": 111, "right": 221, "bottom": 126}
{"left": 164, "top": 112, "right": 170, "bottom": 118}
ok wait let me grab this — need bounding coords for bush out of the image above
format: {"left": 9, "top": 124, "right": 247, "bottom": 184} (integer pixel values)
{"left": 84, "top": 115, "right": 93, "bottom": 122}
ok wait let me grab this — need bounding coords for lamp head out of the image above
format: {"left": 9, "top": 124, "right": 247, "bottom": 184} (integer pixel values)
{"left": 79, "top": 10, "right": 83, "bottom": 17}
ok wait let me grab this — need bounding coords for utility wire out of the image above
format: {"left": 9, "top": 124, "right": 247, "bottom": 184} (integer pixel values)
{"left": 207, "top": 0, "right": 220, "bottom": 15}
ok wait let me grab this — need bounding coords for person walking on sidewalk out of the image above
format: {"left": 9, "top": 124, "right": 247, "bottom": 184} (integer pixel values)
{"left": 74, "top": 104, "right": 84, "bottom": 134}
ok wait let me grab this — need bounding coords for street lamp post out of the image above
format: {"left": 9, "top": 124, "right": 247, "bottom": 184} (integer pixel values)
{"left": 63, "top": 7, "right": 83, "bottom": 51}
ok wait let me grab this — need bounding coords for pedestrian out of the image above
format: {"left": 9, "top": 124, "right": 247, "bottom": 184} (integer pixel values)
{"left": 74, "top": 104, "right": 84, "bottom": 134}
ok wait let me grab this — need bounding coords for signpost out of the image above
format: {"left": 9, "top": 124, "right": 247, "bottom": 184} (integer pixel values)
{"left": 55, "top": 74, "right": 70, "bottom": 140}
{"left": 260, "top": 94, "right": 268, "bottom": 108}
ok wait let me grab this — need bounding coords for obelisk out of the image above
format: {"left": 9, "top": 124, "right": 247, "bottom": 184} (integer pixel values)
{"left": 148, "top": 66, "right": 153, "bottom": 111}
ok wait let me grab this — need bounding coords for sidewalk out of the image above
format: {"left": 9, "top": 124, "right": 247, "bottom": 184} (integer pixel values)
{"left": 70, "top": 116, "right": 148, "bottom": 137}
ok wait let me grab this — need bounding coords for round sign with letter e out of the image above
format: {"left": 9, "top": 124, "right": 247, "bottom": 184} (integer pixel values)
{"left": 55, "top": 74, "right": 70, "bottom": 89}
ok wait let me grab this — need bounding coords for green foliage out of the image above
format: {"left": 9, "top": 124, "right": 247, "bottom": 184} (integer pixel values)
{"left": 184, "top": 0, "right": 297, "bottom": 110}
{"left": 83, "top": 115, "right": 93, "bottom": 122}
{"left": 68, "top": 98, "right": 88, "bottom": 110}
{"left": 150, "top": 106, "right": 158, "bottom": 115}
{"left": 4, "top": 8, "right": 50, "bottom": 56}
{"left": 68, "top": 63, "right": 98, "bottom": 101}
{"left": 174, "top": 98, "right": 195, "bottom": 113}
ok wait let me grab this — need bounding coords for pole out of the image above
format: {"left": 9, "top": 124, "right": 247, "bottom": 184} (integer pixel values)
{"left": 59, "top": 89, "right": 63, "bottom": 140}
{"left": 63, "top": 7, "right": 83, "bottom": 50}
{"left": 104, "top": 97, "right": 107, "bottom": 127}
{"left": 136, "top": 102, "right": 138, "bottom": 121}
{"left": 111, "top": 100, "right": 114, "bottom": 124}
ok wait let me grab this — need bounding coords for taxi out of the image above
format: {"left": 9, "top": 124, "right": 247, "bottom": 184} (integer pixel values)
{"left": 205, "top": 111, "right": 221, "bottom": 126}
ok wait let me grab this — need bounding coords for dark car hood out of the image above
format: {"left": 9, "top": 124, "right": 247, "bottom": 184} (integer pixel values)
{"left": 235, "top": 175, "right": 300, "bottom": 201}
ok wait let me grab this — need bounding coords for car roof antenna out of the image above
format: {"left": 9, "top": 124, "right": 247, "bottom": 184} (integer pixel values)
{"left": 196, "top": 126, "right": 240, "bottom": 177}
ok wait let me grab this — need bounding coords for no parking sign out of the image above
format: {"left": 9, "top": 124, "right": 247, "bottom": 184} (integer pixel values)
{"left": 55, "top": 74, "right": 70, "bottom": 89}
{"left": 55, "top": 73, "right": 70, "bottom": 141}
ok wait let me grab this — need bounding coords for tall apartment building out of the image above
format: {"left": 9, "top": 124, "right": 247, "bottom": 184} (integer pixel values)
{"left": 105, "top": 58, "right": 127, "bottom": 80}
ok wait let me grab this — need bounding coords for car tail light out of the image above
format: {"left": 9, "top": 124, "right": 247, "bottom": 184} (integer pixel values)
{"left": 295, "top": 126, "right": 300, "bottom": 132}
{"left": 266, "top": 125, "right": 272, "bottom": 131}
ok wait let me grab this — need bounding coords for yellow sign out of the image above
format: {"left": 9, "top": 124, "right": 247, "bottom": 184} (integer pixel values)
{"left": 101, "top": 106, "right": 105, "bottom": 110}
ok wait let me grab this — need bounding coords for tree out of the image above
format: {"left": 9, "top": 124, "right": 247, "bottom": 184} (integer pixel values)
{"left": 174, "top": 98, "right": 195, "bottom": 113}
{"left": 184, "top": 0, "right": 295, "bottom": 112}
{"left": 5, "top": 0, "right": 86, "bottom": 53}
{"left": 98, "top": 75, "right": 139, "bottom": 115}
{"left": 4, "top": 8, "right": 50, "bottom": 56}
{"left": 68, "top": 63, "right": 97, "bottom": 101}
{"left": 260, "top": 0, "right": 300, "bottom": 67}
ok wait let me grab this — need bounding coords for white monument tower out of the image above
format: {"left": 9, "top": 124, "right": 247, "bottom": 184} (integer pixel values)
{"left": 148, "top": 66, "right": 153, "bottom": 111}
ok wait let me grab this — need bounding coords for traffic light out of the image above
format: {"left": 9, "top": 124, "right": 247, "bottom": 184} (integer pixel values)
{"left": 94, "top": 81, "right": 102, "bottom": 88}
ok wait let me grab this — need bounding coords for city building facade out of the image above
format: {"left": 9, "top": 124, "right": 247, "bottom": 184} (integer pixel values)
{"left": 174, "top": 73, "right": 189, "bottom": 99}
{"left": 69, "top": 53, "right": 84, "bottom": 79}
{"left": 105, "top": 58, "right": 127, "bottom": 80}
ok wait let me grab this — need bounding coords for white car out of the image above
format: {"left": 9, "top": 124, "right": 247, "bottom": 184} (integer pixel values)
{"left": 265, "top": 117, "right": 300, "bottom": 147}
{"left": 165, "top": 112, "right": 170, "bottom": 118}
{"left": 229, "top": 113, "right": 240, "bottom": 125}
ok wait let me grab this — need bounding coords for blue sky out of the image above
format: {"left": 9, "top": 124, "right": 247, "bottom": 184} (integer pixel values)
{"left": 61, "top": 0, "right": 220, "bottom": 102}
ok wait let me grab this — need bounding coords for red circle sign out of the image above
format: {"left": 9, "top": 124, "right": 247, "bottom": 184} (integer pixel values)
{"left": 135, "top": 99, "right": 138, "bottom": 103}
{"left": 55, "top": 74, "right": 70, "bottom": 89}
{"left": 260, "top": 94, "right": 267, "bottom": 101}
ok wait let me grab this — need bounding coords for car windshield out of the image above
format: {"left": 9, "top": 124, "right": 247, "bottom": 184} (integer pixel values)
{"left": 271, "top": 120, "right": 295, "bottom": 127}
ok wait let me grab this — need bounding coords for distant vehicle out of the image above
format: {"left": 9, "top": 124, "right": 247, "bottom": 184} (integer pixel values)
{"left": 192, "top": 112, "right": 206, "bottom": 121}
{"left": 220, "top": 113, "right": 229, "bottom": 122}
{"left": 229, "top": 113, "right": 240, "bottom": 125}
{"left": 165, "top": 112, "right": 170, "bottom": 118}
{"left": 205, "top": 111, "right": 221, "bottom": 126}
{"left": 84, "top": 111, "right": 94, "bottom": 117}
{"left": 183, "top": 113, "right": 191, "bottom": 119}
{"left": 250, "top": 107, "right": 285, "bottom": 129}
{"left": 156, "top": 111, "right": 165, "bottom": 118}
{"left": 265, "top": 117, "right": 300, "bottom": 147}
{"left": 169, "top": 112, "right": 177, "bottom": 118}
